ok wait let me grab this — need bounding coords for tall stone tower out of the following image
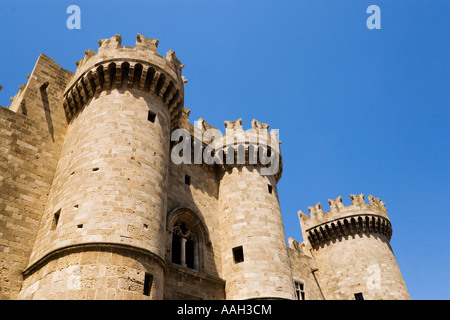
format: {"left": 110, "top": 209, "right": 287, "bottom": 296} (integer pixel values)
{"left": 217, "top": 119, "right": 296, "bottom": 300}
{"left": 298, "top": 194, "right": 410, "bottom": 300}
{"left": 18, "top": 34, "right": 185, "bottom": 299}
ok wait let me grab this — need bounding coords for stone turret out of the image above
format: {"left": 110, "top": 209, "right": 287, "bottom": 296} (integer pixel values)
{"left": 298, "top": 194, "right": 410, "bottom": 300}
{"left": 216, "top": 119, "right": 295, "bottom": 300}
{"left": 19, "top": 34, "right": 185, "bottom": 299}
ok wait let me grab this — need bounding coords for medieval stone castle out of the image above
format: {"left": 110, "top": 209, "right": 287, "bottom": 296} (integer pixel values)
{"left": 0, "top": 34, "right": 410, "bottom": 300}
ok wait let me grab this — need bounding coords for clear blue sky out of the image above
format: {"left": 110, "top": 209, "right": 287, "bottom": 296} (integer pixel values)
{"left": 0, "top": 0, "right": 448, "bottom": 300}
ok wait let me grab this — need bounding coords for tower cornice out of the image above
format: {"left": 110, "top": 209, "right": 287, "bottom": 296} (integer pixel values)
{"left": 299, "top": 194, "right": 392, "bottom": 247}
{"left": 213, "top": 118, "right": 283, "bottom": 181}
{"left": 63, "top": 34, "right": 185, "bottom": 125}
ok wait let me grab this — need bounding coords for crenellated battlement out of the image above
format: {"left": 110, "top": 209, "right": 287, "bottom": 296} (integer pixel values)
{"left": 63, "top": 34, "right": 185, "bottom": 125}
{"left": 298, "top": 194, "right": 392, "bottom": 247}
{"left": 218, "top": 119, "right": 281, "bottom": 173}
{"left": 209, "top": 118, "right": 282, "bottom": 179}
{"left": 170, "top": 117, "right": 283, "bottom": 179}
{"left": 72, "top": 34, "right": 183, "bottom": 81}
{"left": 214, "top": 118, "right": 280, "bottom": 149}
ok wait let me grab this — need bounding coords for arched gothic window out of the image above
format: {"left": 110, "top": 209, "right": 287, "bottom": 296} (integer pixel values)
{"left": 171, "top": 222, "right": 198, "bottom": 270}
{"left": 167, "top": 207, "right": 211, "bottom": 272}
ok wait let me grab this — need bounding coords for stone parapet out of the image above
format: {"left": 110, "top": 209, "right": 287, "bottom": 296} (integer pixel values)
{"left": 299, "top": 194, "right": 392, "bottom": 247}
{"left": 63, "top": 34, "right": 185, "bottom": 127}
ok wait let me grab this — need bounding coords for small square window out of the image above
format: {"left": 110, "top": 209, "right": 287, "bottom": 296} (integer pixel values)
{"left": 143, "top": 273, "right": 153, "bottom": 296}
{"left": 185, "top": 174, "right": 191, "bottom": 185}
{"left": 354, "top": 292, "right": 364, "bottom": 300}
{"left": 295, "top": 281, "right": 305, "bottom": 300}
{"left": 51, "top": 209, "right": 61, "bottom": 230}
{"left": 268, "top": 184, "right": 273, "bottom": 194}
{"left": 232, "top": 246, "right": 244, "bottom": 263}
{"left": 147, "top": 110, "right": 156, "bottom": 123}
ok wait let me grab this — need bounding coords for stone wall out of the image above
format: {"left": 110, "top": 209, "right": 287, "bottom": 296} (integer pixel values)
{"left": 9, "top": 53, "right": 73, "bottom": 147}
{"left": 164, "top": 263, "right": 225, "bottom": 300}
{"left": 0, "top": 108, "right": 57, "bottom": 299}
{"left": 287, "top": 239, "right": 325, "bottom": 300}
{"left": 0, "top": 53, "right": 72, "bottom": 299}
{"left": 166, "top": 161, "right": 222, "bottom": 277}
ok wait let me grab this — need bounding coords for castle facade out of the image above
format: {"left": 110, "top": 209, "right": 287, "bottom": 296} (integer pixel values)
{"left": 0, "top": 34, "right": 410, "bottom": 300}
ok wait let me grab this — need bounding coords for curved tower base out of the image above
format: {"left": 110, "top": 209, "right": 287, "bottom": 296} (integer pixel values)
{"left": 19, "top": 244, "right": 165, "bottom": 300}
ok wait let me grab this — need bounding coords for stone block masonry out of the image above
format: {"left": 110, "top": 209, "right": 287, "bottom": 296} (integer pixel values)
{"left": 0, "top": 107, "right": 58, "bottom": 299}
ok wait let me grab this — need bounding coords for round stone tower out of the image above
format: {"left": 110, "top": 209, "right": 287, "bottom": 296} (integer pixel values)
{"left": 216, "top": 119, "right": 296, "bottom": 300}
{"left": 299, "top": 194, "right": 410, "bottom": 300}
{"left": 19, "top": 34, "right": 185, "bottom": 299}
